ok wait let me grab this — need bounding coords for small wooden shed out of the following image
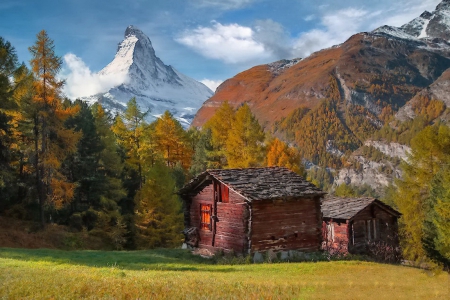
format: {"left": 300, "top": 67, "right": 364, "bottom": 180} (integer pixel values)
{"left": 178, "top": 167, "right": 326, "bottom": 254}
{"left": 321, "top": 197, "right": 401, "bottom": 254}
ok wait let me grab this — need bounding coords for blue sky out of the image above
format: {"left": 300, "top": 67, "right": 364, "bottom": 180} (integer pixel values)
{"left": 0, "top": 0, "right": 442, "bottom": 96}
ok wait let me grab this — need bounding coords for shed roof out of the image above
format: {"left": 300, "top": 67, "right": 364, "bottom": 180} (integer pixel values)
{"left": 178, "top": 167, "right": 325, "bottom": 201}
{"left": 321, "top": 196, "right": 401, "bottom": 220}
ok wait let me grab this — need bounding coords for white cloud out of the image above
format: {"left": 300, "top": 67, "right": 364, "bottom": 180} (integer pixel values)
{"left": 178, "top": 1, "right": 442, "bottom": 66}
{"left": 292, "top": 8, "right": 371, "bottom": 58}
{"left": 200, "top": 79, "right": 223, "bottom": 92}
{"left": 62, "top": 53, "right": 128, "bottom": 99}
{"left": 304, "top": 15, "right": 316, "bottom": 22}
{"left": 191, "top": 0, "right": 256, "bottom": 10}
{"left": 177, "top": 21, "right": 271, "bottom": 64}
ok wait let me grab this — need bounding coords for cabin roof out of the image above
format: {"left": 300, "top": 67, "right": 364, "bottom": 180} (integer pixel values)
{"left": 321, "top": 196, "right": 401, "bottom": 220}
{"left": 178, "top": 167, "right": 326, "bottom": 201}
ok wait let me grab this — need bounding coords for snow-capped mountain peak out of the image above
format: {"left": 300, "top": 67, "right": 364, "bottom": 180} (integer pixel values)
{"left": 374, "top": 0, "right": 450, "bottom": 42}
{"left": 84, "top": 25, "right": 213, "bottom": 127}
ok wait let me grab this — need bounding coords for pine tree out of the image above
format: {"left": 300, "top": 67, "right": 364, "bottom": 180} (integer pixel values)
{"left": 226, "top": 103, "right": 265, "bottom": 168}
{"left": 28, "top": 30, "right": 80, "bottom": 226}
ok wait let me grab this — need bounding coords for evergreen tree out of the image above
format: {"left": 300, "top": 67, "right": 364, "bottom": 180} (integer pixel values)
{"left": 134, "top": 162, "right": 183, "bottom": 249}
{"left": 112, "top": 98, "right": 148, "bottom": 189}
{"left": 226, "top": 103, "right": 265, "bottom": 168}
{"left": 0, "top": 37, "right": 20, "bottom": 207}
{"left": 28, "top": 30, "right": 80, "bottom": 225}
{"left": 189, "top": 128, "right": 214, "bottom": 175}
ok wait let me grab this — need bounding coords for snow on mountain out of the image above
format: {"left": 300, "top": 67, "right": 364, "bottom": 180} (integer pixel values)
{"left": 84, "top": 25, "right": 213, "bottom": 127}
{"left": 373, "top": 0, "right": 450, "bottom": 42}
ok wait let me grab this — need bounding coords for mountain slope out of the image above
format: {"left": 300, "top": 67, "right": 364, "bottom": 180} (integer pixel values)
{"left": 192, "top": 0, "right": 450, "bottom": 193}
{"left": 84, "top": 26, "right": 213, "bottom": 126}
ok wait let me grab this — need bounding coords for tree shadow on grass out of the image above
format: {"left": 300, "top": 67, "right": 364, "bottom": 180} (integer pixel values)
{"left": 0, "top": 247, "right": 237, "bottom": 272}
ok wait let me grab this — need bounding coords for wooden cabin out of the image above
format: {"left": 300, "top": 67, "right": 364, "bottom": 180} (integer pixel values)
{"left": 178, "top": 167, "right": 326, "bottom": 254}
{"left": 321, "top": 197, "right": 401, "bottom": 254}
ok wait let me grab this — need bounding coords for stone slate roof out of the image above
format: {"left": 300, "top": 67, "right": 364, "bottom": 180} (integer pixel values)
{"left": 321, "top": 197, "right": 401, "bottom": 220}
{"left": 178, "top": 167, "right": 326, "bottom": 201}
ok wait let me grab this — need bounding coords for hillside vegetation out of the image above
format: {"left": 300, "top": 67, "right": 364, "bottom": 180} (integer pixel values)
{"left": 0, "top": 248, "right": 447, "bottom": 299}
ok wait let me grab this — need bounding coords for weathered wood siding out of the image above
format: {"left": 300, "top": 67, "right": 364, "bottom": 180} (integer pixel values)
{"left": 214, "top": 188, "right": 247, "bottom": 253}
{"left": 190, "top": 184, "right": 214, "bottom": 247}
{"left": 350, "top": 203, "right": 399, "bottom": 253}
{"left": 189, "top": 182, "right": 248, "bottom": 253}
{"left": 251, "top": 196, "right": 322, "bottom": 252}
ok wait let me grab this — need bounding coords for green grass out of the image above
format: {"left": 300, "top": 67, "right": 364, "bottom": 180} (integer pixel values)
{"left": 0, "top": 248, "right": 448, "bottom": 299}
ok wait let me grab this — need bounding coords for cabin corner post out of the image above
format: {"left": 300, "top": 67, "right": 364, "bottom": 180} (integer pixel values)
{"left": 246, "top": 201, "right": 252, "bottom": 255}
{"left": 316, "top": 195, "right": 324, "bottom": 251}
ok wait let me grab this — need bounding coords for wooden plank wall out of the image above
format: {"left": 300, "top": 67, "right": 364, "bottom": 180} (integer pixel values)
{"left": 190, "top": 184, "right": 214, "bottom": 247}
{"left": 350, "top": 203, "right": 399, "bottom": 253}
{"left": 214, "top": 188, "right": 247, "bottom": 253}
{"left": 251, "top": 197, "right": 322, "bottom": 252}
{"left": 189, "top": 183, "right": 248, "bottom": 253}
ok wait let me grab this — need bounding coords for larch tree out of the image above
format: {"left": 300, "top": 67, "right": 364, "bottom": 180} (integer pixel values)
{"left": 153, "top": 110, "right": 192, "bottom": 169}
{"left": 29, "top": 30, "right": 80, "bottom": 226}
{"left": 226, "top": 103, "right": 265, "bottom": 168}
{"left": 266, "top": 138, "right": 305, "bottom": 176}
{"left": 203, "top": 101, "right": 235, "bottom": 168}
{"left": 394, "top": 123, "right": 450, "bottom": 263}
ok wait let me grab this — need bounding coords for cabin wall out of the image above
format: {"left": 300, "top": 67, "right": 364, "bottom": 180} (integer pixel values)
{"left": 214, "top": 189, "right": 248, "bottom": 253}
{"left": 350, "top": 204, "right": 399, "bottom": 253}
{"left": 322, "top": 220, "right": 349, "bottom": 253}
{"left": 189, "top": 184, "right": 214, "bottom": 248}
{"left": 188, "top": 182, "right": 248, "bottom": 253}
{"left": 250, "top": 196, "right": 322, "bottom": 252}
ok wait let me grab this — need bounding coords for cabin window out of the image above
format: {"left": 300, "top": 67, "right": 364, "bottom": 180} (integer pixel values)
{"left": 200, "top": 204, "right": 212, "bottom": 230}
{"left": 365, "top": 219, "right": 379, "bottom": 241}
{"left": 221, "top": 184, "right": 229, "bottom": 203}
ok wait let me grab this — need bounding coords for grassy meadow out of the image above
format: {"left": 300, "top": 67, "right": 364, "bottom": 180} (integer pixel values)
{"left": 0, "top": 248, "right": 448, "bottom": 299}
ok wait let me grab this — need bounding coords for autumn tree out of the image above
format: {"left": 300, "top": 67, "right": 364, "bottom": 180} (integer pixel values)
{"left": 28, "top": 30, "right": 80, "bottom": 225}
{"left": 394, "top": 123, "right": 450, "bottom": 263}
{"left": 266, "top": 138, "right": 305, "bottom": 175}
{"left": 153, "top": 110, "right": 192, "bottom": 169}
{"left": 226, "top": 103, "right": 265, "bottom": 168}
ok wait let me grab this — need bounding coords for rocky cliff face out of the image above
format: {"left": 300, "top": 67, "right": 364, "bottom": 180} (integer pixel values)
{"left": 84, "top": 26, "right": 213, "bottom": 126}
